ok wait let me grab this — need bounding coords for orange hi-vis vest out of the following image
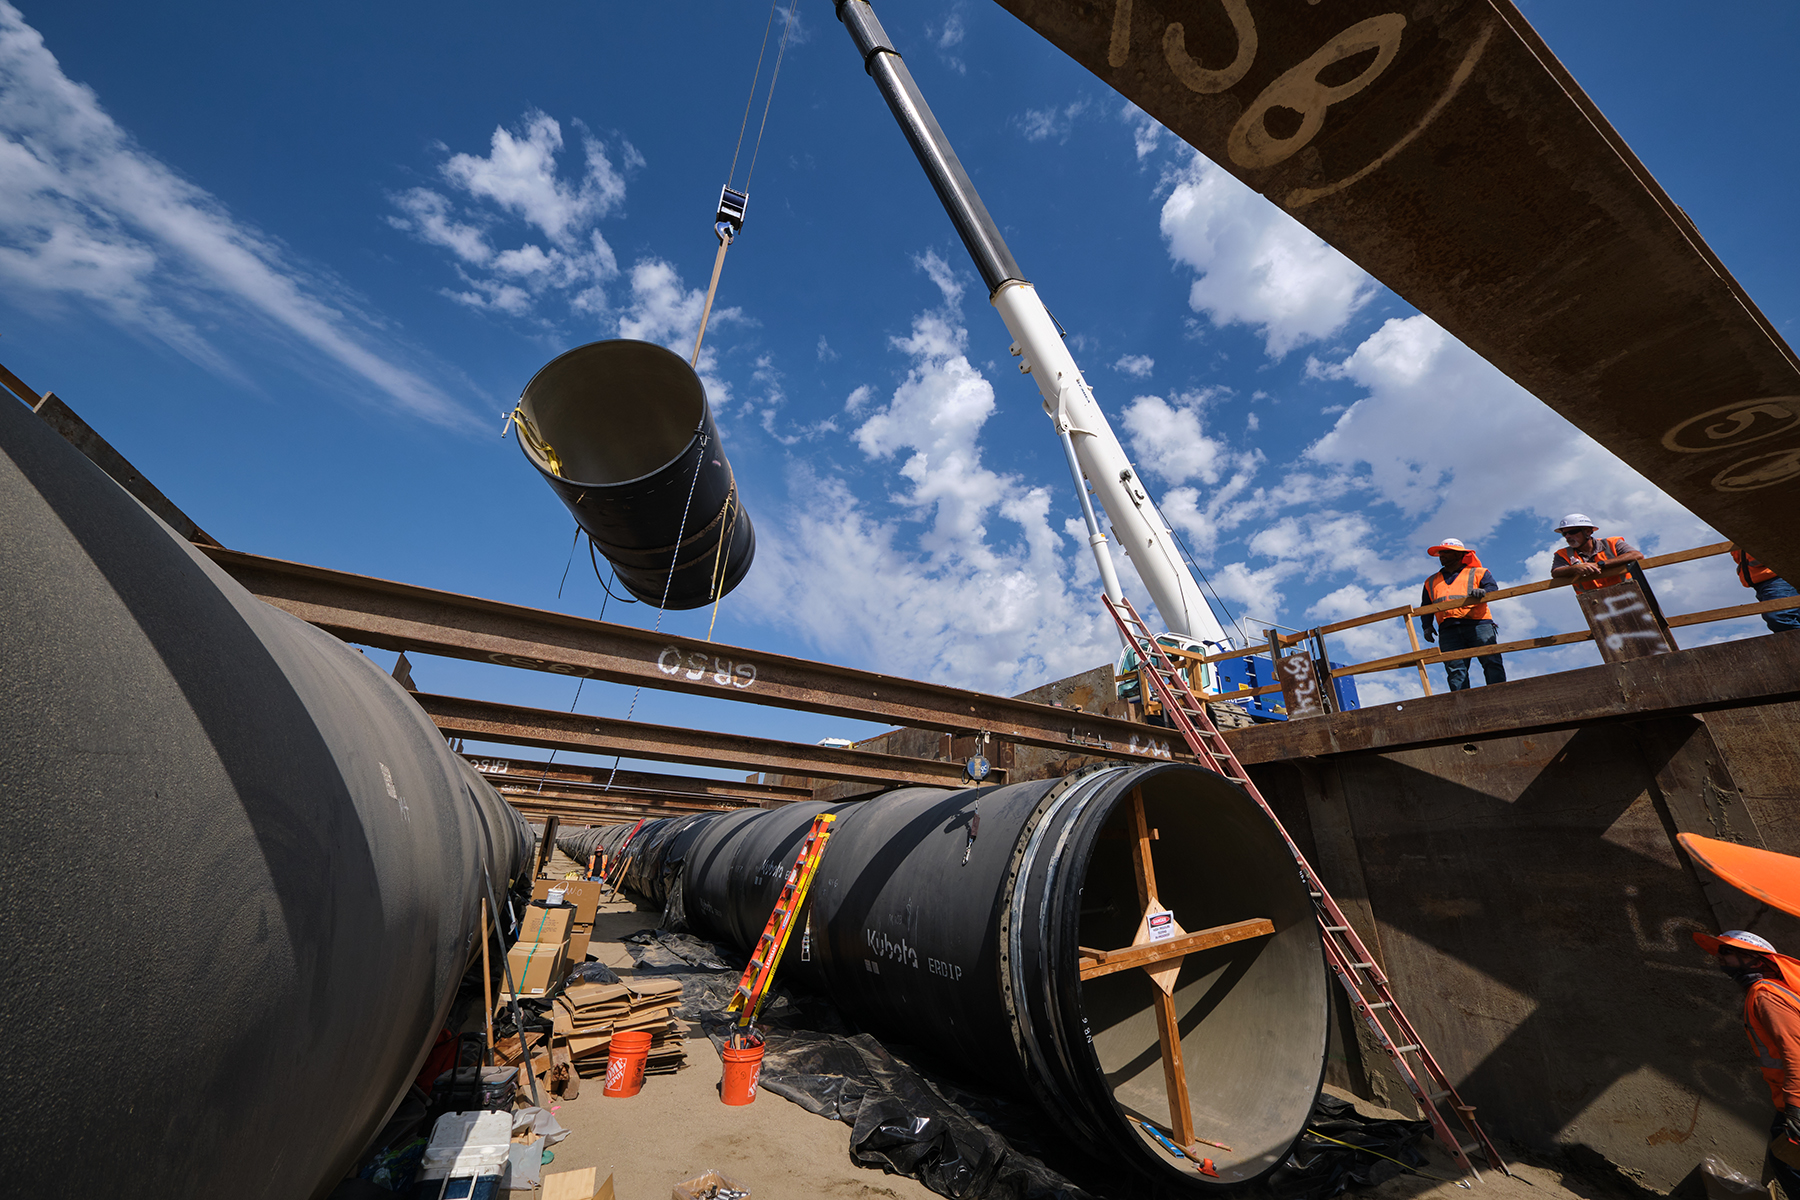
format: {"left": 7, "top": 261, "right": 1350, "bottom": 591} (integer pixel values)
{"left": 1426, "top": 564, "right": 1491, "bottom": 621}
{"left": 1746, "top": 965, "right": 1800, "bottom": 1110}
{"left": 1734, "top": 548, "right": 1778, "bottom": 588}
{"left": 1556, "top": 535, "right": 1631, "bottom": 592}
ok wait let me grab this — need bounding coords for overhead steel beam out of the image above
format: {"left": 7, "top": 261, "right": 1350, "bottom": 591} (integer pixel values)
{"left": 1225, "top": 632, "right": 1800, "bottom": 764}
{"left": 463, "top": 755, "right": 810, "bottom": 806}
{"left": 205, "top": 547, "right": 1183, "bottom": 762}
{"left": 988, "top": 0, "right": 1800, "bottom": 578}
{"left": 505, "top": 796, "right": 743, "bottom": 824}
{"left": 418, "top": 692, "right": 974, "bottom": 787}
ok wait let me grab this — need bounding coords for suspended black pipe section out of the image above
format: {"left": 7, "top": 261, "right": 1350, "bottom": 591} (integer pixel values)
{"left": 560, "top": 762, "right": 1330, "bottom": 1190}
{"left": 0, "top": 397, "right": 535, "bottom": 1197}
{"left": 514, "top": 339, "right": 756, "bottom": 609}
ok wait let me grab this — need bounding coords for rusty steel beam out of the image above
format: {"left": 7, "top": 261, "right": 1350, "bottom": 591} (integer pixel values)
{"left": 463, "top": 755, "right": 810, "bottom": 806}
{"left": 204, "top": 547, "right": 1182, "bottom": 762}
{"left": 989, "top": 0, "right": 1800, "bottom": 578}
{"left": 418, "top": 692, "right": 973, "bottom": 787}
{"left": 1225, "top": 632, "right": 1800, "bottom": 764}
{"left": 505, "top": 796, "right": 743, "bottom": 824}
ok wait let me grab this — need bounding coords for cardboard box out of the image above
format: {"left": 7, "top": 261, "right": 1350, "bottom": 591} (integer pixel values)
{"left": 567, "top": 923, "right": 591, "bottom": 966}
{"left": 532, "top": 878, "right": 603, "bottom": 925}
{"left": 506, "top": 937, "right": 568, "bottom": 996}
{"left": 519, "top": 902, "right": 574, "bottom": 944}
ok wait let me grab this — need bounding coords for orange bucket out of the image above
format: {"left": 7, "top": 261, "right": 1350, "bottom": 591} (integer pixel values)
{"left": 720, "top": 1036, "right": 765, "bottom": 1106}
{"left": 603, "top": 1030, "right": 653, "bottom": 1098}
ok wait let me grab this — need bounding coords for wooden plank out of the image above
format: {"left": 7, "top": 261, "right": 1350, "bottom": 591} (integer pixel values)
{"left": 1403, "top": 611, "right": 1433, "bottom": 696}
{"left": 1126, "top": 787, "right": 1195, "bottom": 1146}
{"left": 1579, "top": 578, "right": 1677, "bottom": 662}
{"left": 1225, "top": 633, "right": 1800, "bottom": 765}
{"left": 1668, "top": 595, "right": 1800, "bottom": 628}
{"left": 1129, "top": 787, "right": 1159, "bottom": 905}
{"left": 1078, "top": 919, "right": 1276, "bottom": 981}
{"left": 1154, "top": 990, "right": 1195, "bottom": 1148}
{"left": 0, "top": 357, "right": 40, "bottom": 406}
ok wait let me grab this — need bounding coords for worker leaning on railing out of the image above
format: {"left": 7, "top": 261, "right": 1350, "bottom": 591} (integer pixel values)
{"left": 1549, "top": 513, "right": 1645, "bottom": 590}
{"left": 1417, "top": 537, "right": 1506, "bottom": 691}
{"left": 1731, "top": 546, "right": 1800, "bottom": 634}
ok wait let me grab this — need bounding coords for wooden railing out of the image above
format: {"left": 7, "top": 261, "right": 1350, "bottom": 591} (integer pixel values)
{"left": 1137, "top": 541, "right": 1795, "bottom": 710}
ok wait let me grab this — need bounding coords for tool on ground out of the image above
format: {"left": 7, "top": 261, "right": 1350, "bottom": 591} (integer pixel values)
{"left": 726, "top": 812, "right": 837, "bottom": 1046}
{"left": 1105, "top": 594, "right": 1507, "bottom": 1180}
{"left": 480, "top": 897, "right": 495, "bottom": 1064}
{"left": 481, "top": 866, "right": 543, "bottom": 1108}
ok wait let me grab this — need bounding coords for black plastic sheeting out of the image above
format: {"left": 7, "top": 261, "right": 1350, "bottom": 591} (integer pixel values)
{"left": 619, "top": 927, "right": 1432, "bottom": 1200}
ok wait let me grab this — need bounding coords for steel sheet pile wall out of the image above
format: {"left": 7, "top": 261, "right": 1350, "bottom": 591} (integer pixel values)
{"left": 563, "top": 763, "right": 1329, "bottom": 1190}
{"left": 0, "top": 399, "right": 533, "bottom": 1198}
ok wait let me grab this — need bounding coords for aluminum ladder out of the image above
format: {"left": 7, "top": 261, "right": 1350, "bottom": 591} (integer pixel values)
{"left": 1103, "top": 595, "right": 1508, "bottom": 1179}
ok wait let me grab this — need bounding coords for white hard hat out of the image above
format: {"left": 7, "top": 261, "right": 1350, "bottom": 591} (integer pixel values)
{"left": 1555, "top": 513, "right": 1597, "bottom": 532}
{"left": 1694, "top": 929, "right": 1778, "bottom": 956}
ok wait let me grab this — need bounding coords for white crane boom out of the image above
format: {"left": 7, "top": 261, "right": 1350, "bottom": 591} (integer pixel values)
{"left": 834, "top": 0, "right": 1231, "bottom": 648}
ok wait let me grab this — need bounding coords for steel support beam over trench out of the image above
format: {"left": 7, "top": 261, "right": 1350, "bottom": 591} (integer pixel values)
{"left": 465, "top": 756, "right": 809, "bottom": 806}
{"left": 420, "top": 693, "right": 974, "bottom": 787}
{"left": 206, "top": 547, "right": 1183, "bottom": 762}
{"left": 991, "top": 0, "right": 1800, "bottom": 579}
{"left": 1225, "top": 633, "right": 1800, "bottom": 764}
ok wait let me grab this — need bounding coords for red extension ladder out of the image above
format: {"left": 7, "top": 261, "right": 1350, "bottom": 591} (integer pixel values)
{"left": 1104, "top": 595, "right": 1508, "bottom": 1180}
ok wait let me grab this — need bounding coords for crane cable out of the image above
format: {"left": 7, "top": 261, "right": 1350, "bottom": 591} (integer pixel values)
{"left": 691, "top": 0, "right": 800, "bottom": 366}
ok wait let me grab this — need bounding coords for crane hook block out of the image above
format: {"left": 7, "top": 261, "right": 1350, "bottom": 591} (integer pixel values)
{"left": 716, "top": 186, "right": 749, "bottom": 239}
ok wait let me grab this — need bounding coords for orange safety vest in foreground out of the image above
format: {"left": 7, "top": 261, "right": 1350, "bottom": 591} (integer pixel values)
{"left": 1425, "top": 564, "right": 1491, "bottom": 621}
{"left": 1555, "top": 535, "right": 1632, "bottom": 592}
{"left": 1734, "top": 548, "right": 1779, "bottom": 588}
{"left": 1745, "top": 961, "right": 1800, "bottom": 1110}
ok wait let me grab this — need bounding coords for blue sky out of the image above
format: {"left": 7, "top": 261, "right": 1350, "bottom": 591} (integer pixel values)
{"left": 3, "top": 1, "right": 1797, "bottom": 756}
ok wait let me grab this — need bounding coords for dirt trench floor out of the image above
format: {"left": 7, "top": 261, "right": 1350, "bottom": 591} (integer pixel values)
{"left": 515, "top": 853, "right": 1607, "bottom": 1200}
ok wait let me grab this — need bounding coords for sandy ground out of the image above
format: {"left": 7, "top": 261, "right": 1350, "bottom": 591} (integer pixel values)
{"left": 517, "top": 854, "right": 940, "bottom": 1200}
{"left": 516, "top": 852, "right": 1607, "bottom": 1200}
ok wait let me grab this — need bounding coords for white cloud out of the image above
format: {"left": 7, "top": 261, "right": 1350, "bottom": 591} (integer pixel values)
{"left": 1017, "top": 99, "right": 1089, "bottom": 144}
{"left": 1118, "top": 101, "right": 1165, "bottom": 161}
{"left": 0, "top": 3, "right": 467, "bottom": 425}
{"left": 931, "top": 9, "right": 967, "bottom": 73}
{"left": 615, "top": 258, "right": 740, "bottom": 409}
{"left": 738, "top": 276, "right": 1120, "bottom": 693}
{"left": 817, "top": 335, "right": 838, "bottom": 362}
{"left": 390, "top": 110, "right": 629, "bottom": 321}
{"left": 442, "top": 111, "right": 625, "bottom": 241}
{"left": 1114, "top": 353, "right": 1154, "bottom": 378}
{"left": 1306, "top": 315, "right": 1719, "bottom": 567}
{"left": 915, "top": 247, "right": 964, "bottom": 306}
{"left": 1123, "top": 393, "right": 1228, "bottom": 487}
{"left": 1159, "top": 152, "right": 1376, "bottom": 357}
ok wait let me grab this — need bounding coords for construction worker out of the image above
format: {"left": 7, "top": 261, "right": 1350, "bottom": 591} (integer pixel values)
{"left": 1694, "top": 930, "right": 1800, "bottom": 1193}
{"left": 1730, "top": 546, "right": 1800, "bottom": 633}
{"left": 1550, "top": 513, "right": 1644, "bottom": 590}
{"left": 1418, "top": 538, "right": 1505, "bottom": 691}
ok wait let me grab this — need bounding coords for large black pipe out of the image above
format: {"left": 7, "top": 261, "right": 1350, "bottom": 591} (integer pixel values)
{"left": 0, "top": 397, "right": 534, "bottom": 1197}
{"left": 560, "top": 763, "right": 1329, "bottom": 1189}
{"left": 515, "top": 339, "right": 755, "bottom": 609}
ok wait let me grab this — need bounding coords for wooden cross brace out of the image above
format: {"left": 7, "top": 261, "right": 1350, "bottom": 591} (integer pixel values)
{"left": 1076, "top": 787, "right": 1273, "bottom": 1154}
